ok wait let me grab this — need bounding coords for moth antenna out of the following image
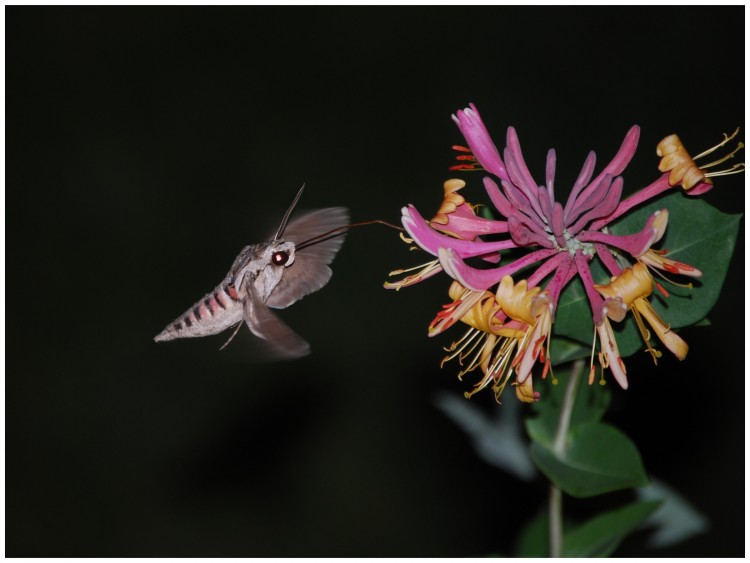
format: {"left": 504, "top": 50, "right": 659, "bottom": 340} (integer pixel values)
{"left": 274, "top": 183, "right": 306, "bottom": 240}
{"left": 296, "top": 219, "right": 404, "bottom": 252}
{"left": 219, "top": 321, "right": 244, "bottom": 351}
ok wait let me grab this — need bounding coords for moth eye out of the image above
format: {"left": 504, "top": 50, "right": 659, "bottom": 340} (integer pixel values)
{"left": 272, "top": 250, "right": 290, "bottom": 266}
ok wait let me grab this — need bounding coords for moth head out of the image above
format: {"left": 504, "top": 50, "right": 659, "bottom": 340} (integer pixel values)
{"left": 253, "top": 240, "right": 296, "bottom": 300}
{"left": 268, "top": 240, "right": 296, "bottom": 268}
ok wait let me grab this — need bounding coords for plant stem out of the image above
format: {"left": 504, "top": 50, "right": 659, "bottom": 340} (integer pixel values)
{"left": 549, "top": 359, "right": 584, "bottom": 558}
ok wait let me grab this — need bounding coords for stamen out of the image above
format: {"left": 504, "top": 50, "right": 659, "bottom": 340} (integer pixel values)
{"left": 630, "top": 306, "right": 662, "bottom": 363}
{"left": 690, "top": 128, "right": 745, "bottom": 180}
{"left": 589, "top": 325, "right": 598, "bottom": 384}
{"left": 385, "top": 258, "right": 442, "bottom": 290}
{"left": 442, "top": 328, "right": 481, "bottom": 366}
{"left": 691, "top": 127, "right": 740, "bottom": 160}
{"left": 457, "top": 330, "right": 487, "bottom": 366}
{"left": 705, "top": 162, "right": 745, "bottom": 178}
{"left": 699, "top": 142, "right": 743, "bottom": 170}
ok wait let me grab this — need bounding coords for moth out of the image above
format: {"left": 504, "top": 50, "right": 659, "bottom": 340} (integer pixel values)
{"left": 154, "top": 185, "right": 348, "bottom": 359}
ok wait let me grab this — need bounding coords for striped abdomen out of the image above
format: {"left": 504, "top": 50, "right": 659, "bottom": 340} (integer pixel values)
{"left": 154, "top": 282, "right": 244, "bottom": 342}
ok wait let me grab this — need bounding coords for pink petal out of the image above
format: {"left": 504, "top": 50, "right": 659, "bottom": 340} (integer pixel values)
{"left": 578, "top": 208, "right": 665, "bottom": 257}
{"left": 401, "top": 205, "right": 516, "bottom": 258}
{"left": 574, "top": 251, "right": 606, "bottom": 325}
{"left": 545, "top": 148, "right": 556, "bottom": 205}
{"left": 434, "top": 202, "right": 509, "bottom": 239}
{"left": 484, "top": 177, "right": 515, "bottom": 218}
{"left": 563, "top": 150, "right": 597, "bottom": 220}
{"left": 439, "top": 247, "right": 557, "bottom": 292}
{"left": 508, "top": 214, "right": 554, "bottom": 248}
{"left": 686, "top": 181, "right": 714, "bottom": 196}
{"left": 566, "top": 176, "right": 623, "bottom": 235}
{"left": 451, "top": 104, "right": 509, "bottom": 181}
{"left": 587, "top": 125, "right": 640, "bottom": 196}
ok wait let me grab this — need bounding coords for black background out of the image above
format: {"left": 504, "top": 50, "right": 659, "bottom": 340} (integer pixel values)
{"left": 6, "top": 5, "right": 744, "bottom": 557}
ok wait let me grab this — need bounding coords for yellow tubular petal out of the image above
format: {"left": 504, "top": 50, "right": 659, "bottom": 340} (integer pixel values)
{"left": 495, "top": 276, "right": 544, "bottom": 325}
{"left": 635, "top": 298, "right": 688, "bottom": 360}
{"left": 515, "top": 375, "right": 539, "bottom": 403}
{"left": 431, "top": 179, "right": 469, "bottom": 225}
{"left": 656, "top": 134, "right": 711, "bottom": 190}
{"left": 595, "top": 263, "right": 653, "bottom": 308}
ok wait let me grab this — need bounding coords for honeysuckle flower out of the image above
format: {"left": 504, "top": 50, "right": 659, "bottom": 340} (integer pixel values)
{"left": 387, "top": 102, "right": 744, "bottom": 402}
{"left": 595, "top": 263, "right": 688, "bottom": 362}
{"left": 657, "top": 128, "right": 744, "bottom": 195}
{"left": 384, "top": 178, "right": 508, "bottom": 290}
{"left": 436, "top": 276, "right": 553, "bottom": 403}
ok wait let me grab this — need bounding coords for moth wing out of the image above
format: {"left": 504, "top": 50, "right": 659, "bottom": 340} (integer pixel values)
{"left": 266, "top": 207, "right": 349, "bottom": 309}
{"left": 244, "top": 283, "right": 311, "bottom": 359}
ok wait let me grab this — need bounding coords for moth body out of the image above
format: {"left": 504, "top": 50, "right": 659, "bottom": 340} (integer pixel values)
{"left": 154, "top": 190, "right": 348, "bottom": 359}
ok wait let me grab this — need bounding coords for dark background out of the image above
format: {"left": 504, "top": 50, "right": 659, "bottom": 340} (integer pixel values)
{"left": 6, "top": 6, "right": 744, "bottom": 557}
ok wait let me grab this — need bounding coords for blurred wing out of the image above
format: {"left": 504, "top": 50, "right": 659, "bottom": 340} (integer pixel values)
{"left": 244, "top": 284, "right": 310, "bottom": 359}
{"left": 266, "top": 207, "right": 349, "bottom": 309}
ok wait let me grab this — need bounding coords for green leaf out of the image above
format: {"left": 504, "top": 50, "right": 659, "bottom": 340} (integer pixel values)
{"left": 553, "top": 192, "right": 741, "bottom": 357}
{"left": 530, "top": 422, "right": 649, "bottom": 497}
{"left": 549, "top": 336, "right": 590, "bottom": 366}
{"left": 525, "top": 371, "right": 610, "bottom": 448}
{"left": 563, "top": 500, "right": 662, "bottom": 557}
{"left": 514, "top": 510, "right": 549, "bottom": 557}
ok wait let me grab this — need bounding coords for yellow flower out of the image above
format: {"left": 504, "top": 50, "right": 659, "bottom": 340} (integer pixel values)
{"left": 437, "top": 277, "right": 552, "bottom": 403}
{"left": 595, "top": 263, "right": 688, "bottom": 362}
{"left": 430, "top": 179, "right": 469, "bottom": 228}
{"left": 657, "top": 128, "right": 744, "bottom": 192}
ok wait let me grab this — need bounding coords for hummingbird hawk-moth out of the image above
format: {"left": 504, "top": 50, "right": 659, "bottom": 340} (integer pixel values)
{"left": 154, "top": 185, "right": 348, "bottom": 359}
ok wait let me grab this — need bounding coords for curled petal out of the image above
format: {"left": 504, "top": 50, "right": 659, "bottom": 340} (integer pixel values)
{"left": 515, "top": 375, "right": 540, "bottom": 403}
{"left": 657, "top": 134, "right": 712, "bottom": 191}
{"left": 401, "top": 205, "right": 516, "bottom": 258}
{"left": 428, "top": 179, "right": 510, "bottom": 239}
{"left": 595, "top": 262, "right": 654, "bottom": 308}
{"left": 579, "top": 209, "right": 667, "bottom": 258}
{"left": 451, "top": 104, "right": 509, "bottom": 181}
{"left": 494, "top": 276, "right": 548, "bottom": 326}
{"left": 430, "top": 178, "right": 468, "bottom": 225}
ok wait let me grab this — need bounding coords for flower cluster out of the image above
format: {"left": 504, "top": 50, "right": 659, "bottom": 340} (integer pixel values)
{"left": 387, "top": 104, "right": 743, "bottom": 403}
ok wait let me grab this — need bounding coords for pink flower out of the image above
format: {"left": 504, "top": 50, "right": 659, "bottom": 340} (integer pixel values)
{"left": 387, "top": 103, "right": 743, "bottom": 401}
